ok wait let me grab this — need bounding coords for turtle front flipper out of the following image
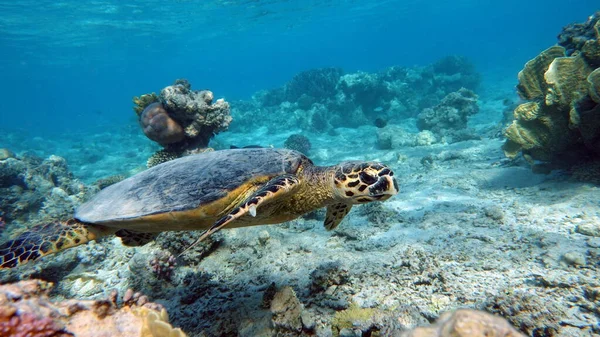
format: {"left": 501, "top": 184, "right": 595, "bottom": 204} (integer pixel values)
{"left": 324, "top": 203, "right": 352, "bottom": 230}
{"left": 194, "top": 174, "right": 300, "bottom": 243}
{"left": 0, "top": 219, "right": 114, "bottom": 269}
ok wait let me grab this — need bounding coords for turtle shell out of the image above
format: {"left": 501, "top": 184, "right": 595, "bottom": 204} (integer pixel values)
{"left": 75, "top": 148, "right": 310, "bottom": 225}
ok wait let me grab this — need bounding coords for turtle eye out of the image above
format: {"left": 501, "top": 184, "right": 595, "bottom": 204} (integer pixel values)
{"left": 359, "top": 171, "right": 377, "bottom": 185}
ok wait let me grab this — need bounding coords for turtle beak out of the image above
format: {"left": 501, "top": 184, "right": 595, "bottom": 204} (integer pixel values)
{"left": 369, "top": 175, "right": 398, "bottom": 198}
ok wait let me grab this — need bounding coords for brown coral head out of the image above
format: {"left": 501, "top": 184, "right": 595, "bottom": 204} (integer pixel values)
{"left": 140, "top": 102, "right": 185, "bottom": 145}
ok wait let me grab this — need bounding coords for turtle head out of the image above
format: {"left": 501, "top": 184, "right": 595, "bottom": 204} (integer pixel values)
{"left": 332, "top": 161, "right": 398, "bottom": 204}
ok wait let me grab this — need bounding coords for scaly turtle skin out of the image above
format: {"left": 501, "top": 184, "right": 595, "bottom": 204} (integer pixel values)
{"left": 0, "top": 148, "right": 398, "bottom": 269}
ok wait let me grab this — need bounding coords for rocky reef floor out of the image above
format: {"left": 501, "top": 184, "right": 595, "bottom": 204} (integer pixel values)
{"left": 1, "top": 93, "right": 599, "bottom": 336}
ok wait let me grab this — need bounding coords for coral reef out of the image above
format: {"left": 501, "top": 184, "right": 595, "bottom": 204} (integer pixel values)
{"left": 0, "top": 279, "right": 186, "bottom": 337}
{"left": 283, "top": 134, "right": 312, "bottom": 154}
{"left": 503, "top": 14, "right": 600, "bottom": 174}
{"left": 0, "top": 152, "right": 96, "bottom": 226}
{"left": 231, "top": 56, "right": 480, "bottom": 133}
{"left": 134, "top": 79, "right": 231, "bottom": 164}
{"left": 417, "top": 88, "right": 479, "bottom": 140}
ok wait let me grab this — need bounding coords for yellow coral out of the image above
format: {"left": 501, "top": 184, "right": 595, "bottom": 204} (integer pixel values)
{"left": 147, "top": 150, "right": 181, "bottom": 168}
{"left": 544, "top": 55, "right": 593, "bottom": 108}
{"left": 331, "top": 303, "right": 378, "bottom": 337}
{"left": 588, "top": 68, "right": 600, "bottom": 103}
{"left": 134, "top": 307, "right": 187, "bottom": 337}
{"left": 517, "top": 46, "right": 565, "bottom": 100}
{"left": 133, "top": 93, "right": 160, "bottom": 116}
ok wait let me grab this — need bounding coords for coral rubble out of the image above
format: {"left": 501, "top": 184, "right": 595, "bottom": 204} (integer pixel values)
{"left": 503, "top": 14, "right": 600, "bottom": 174}
{"left": 133, "top": 79, "right": 231, "bottom": 165}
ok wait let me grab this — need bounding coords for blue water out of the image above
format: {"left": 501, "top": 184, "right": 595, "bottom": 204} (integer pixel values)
{"left": 0, "top": 0, "right": 597, "bottom": 137}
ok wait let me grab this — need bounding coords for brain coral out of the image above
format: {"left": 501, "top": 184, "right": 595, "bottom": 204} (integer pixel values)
{"left": 140, "top": 103, "right": 185, "bottom": 146}
{"left": 503, "top": 15, "right": 600, "bottom": 166}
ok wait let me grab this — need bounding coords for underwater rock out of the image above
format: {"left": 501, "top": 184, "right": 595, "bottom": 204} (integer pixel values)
{"left": 503, "top": 16, "right": 600, "bottom": 171}
{"left": 0, "top": 279, "right": 186, "bottom": 337}
{"left": 284, "top": 134, "right": 312, "bottom": 154}
{"left": 376, "top": 126, "right": 438, "bottom": 149}
{"left": 401, "top": 309, "right": 526, "bottom": 337}
{"left": 134, "top": 79, "right": 231, "bottom": 164}
{"left": 0, "top": 148, "right": 14, "bottom": 161}
{"left": 270, "top": 286, "right": 303, "bottom": 333}
{"left": 417, "top": 88, "right": 479, "bottom": 141}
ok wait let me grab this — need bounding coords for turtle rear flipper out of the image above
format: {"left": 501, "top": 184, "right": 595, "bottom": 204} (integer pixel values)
{"left": 115, "top": 229, "right": 157, "bottom": 246}
{"left": 0, "top": 219, "right": 113, "bottom": 269}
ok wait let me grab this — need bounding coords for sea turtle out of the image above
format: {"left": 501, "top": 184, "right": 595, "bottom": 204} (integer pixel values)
{"left": 0, "top": 148, "right": 398, "bottom": 269}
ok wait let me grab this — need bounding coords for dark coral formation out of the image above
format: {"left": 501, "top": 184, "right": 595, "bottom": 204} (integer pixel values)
{"left": 231, "top": 56, "right": 480, "bottom": 133}
{"left": 431, "top": 55, "right": 481, "bottom": 93}
{"left": 283, "top": 134, "right": 312, "bottom": 154}
{"left": 285, "top": 67, "right": 344, "bottom": 104}
{"left": 503, "top": 15, "right": 600, "bottom": 172}
{"left": 558, "top": 12, "right": 600, "bottom": 57}
{"left": 0, "top": 152, "right": 96, "bottom": 226}
{"left": 0, "top": 279, "right": 186, "bottom": 337}
{"left": 133, "top": 79, "right": 231, "bottom": 165}
{"left": 417, "top": 88, "right": 479, "bottom": 139}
